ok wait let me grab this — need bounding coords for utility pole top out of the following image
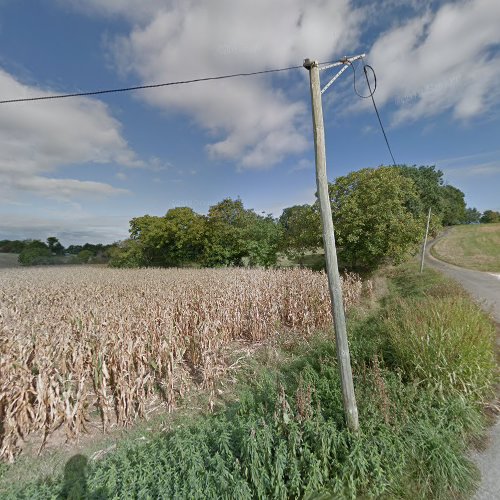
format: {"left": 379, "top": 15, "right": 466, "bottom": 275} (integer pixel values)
{"left": 303, "top": 59, "right": 317, "bottom": 70}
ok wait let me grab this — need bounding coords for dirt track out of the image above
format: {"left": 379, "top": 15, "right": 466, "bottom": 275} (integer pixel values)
{"left": 426, "top": 235, "right": 499, "bottom": 500}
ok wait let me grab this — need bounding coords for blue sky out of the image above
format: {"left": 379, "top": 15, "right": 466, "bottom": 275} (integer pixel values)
{"left": 0, "top": 0, "right": 498, "bottom": 245}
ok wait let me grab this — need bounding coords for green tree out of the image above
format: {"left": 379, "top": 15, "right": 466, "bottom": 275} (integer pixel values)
{"left": 464, "top": 207, "right": 482, "bottom": 224}
{"left": 0, "top": 240, "right": 27, "bottom": 253}
{"left": 129, "top": 215, "right": 169, "bottom": 266}
{"left": 66, "top": 244, "right": 83, "bottom": 255}
{"left": 47, "top": 236, "right": 65, "bottom": 255}
{"left": 396, "top": 164, "right": 445, "bottom": 217}
{"left": 163, "top": 207, "right": 206, "bottom": 265}
{"left": 278, "top": 205, "right": 321, "bottom": 257}
{"left": 202, "top": 198, "right": 280, "bottom": 267}
{"left": 18, "top": 240, "right": 52, "bottom": 266}
{"left": 440, "top": 185, "right": 467, "bottom": 225}
{"left": 480, "top": 210, "right": 500, "bottom": 223}
{"left": 129, "top": 208, "right": 206, "bottom": 267}
{"left": 76, "top": 249, "right": 94, "bottom": 264}
{"left": 244, "top": 213, "right": 282, "bottom": 267}
{"left": 328, "top": 167, "right": 424, "bottom": 271}
{"left": 396, "top": 165, "right": 470, "bottom": 226}
{"left": 108, "top": 240, "right": 144, "bottom": 268}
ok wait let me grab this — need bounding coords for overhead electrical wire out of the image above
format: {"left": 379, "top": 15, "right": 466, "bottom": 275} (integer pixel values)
{"left": 344, "top": 58, "right": 397, "bottom": 166}
{"left": 0, "top": 63, "right": 315, "bottom": 104}
{"left": 0, "top": 56, "right": 397, "bottom": 166}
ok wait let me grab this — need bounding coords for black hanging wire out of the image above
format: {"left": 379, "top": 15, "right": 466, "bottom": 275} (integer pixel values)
{"left": 345, "top": 58, "right": 397, "bottom": 166}
{"left": 0, "top": 58, "right": 343, "bottom": 105}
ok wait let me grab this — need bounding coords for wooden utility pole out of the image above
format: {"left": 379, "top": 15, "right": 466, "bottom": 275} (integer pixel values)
{"left": 420, "top": 207, "right": 432, "bottom": 273}
{"left": 303, "top": 58, "right": 359, "bottom": 432}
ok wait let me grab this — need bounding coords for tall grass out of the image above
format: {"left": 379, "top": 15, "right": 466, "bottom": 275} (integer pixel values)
{"left": 383, "top": 296, "right": 495, "bottom": 400}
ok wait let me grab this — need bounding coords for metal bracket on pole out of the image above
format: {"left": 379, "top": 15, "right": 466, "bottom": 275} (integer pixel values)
{"left": 319, "top": 54, "right": 365, "bottom": 95}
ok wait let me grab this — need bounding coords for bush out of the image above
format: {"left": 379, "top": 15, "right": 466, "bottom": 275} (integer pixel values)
{"left": 18, "top": 241, "right": 52, "bottom": 266}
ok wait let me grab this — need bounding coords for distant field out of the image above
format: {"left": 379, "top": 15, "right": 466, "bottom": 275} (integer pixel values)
{"left": 431, "top": 223, "right": 500, "bottom": 272}
{"left": 0, "top": 253, "right": 19, "bottom": 268}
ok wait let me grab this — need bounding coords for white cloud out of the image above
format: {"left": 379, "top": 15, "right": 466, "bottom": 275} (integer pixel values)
{"left": 444, "top": 161, "right": 500, "bottom": 177}
{"left": 60, "top": 0, "right": 168, "bottom": 23}
{"left": 0, "top": 68, "right": 141, "bottom": 201}
{"left": 68, "top": 0, "right": 364, "bottom": 168}
{"left": 115, "top": 171, "right": 128, "bottom": 181}
{"left": 288, "top": 158, "right": 314, "bottom": 173}
{"left": 368, "top": 0, "right": 500, "bottom": 124}
{"left": 0, "top": 213, "right": 131, "bottom": 245}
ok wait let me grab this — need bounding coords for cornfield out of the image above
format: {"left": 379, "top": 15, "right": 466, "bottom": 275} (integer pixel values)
{"left": 0, "top": 266, "right": 363, "bottom": 461}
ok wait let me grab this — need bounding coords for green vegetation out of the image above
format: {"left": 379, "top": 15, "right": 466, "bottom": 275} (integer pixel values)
{"left": 328, "top": 167, "right": 427, "bottom": 271}
{"left": 17, "top": 240, "right": 53, "bottom": 266}
{"left": 110, "top": 198, "right": 282, "bottom": 268}
{"left": 480, "top": 210, "right": 500, "bottom": 224}
{"left": 5, "top": 165, "right": 476, "bottom": 272}
{"left": 111, "top": 164, "right": 474, "bottom": 272}
{"left": 431, "top": 223, "right": 500, "bottom": 272}
{"left": 2, "top": 265, "right": 495, "bottom": 499}
{"left": 0, "top": 238, "right": 118, "bottom": 266}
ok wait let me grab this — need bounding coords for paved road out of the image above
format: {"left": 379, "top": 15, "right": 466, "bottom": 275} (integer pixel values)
{"left": 426, "top": 236, "right": 500, "bottom": 500}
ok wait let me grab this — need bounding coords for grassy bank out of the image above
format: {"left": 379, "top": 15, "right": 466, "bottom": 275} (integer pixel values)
{"left": 431, "top": 223, "right": 500, "bottom": 272}
{"left": 1, "top": 265, "right": 496, "bottom": 499}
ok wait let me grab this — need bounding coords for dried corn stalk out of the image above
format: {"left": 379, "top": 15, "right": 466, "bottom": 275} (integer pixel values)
{"left": 0, "top": 267, "right": 363, "bottom": 461}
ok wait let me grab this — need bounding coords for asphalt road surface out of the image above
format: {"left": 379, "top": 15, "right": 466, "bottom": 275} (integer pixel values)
{"left": 426, "top": 236, "right": 499, "bottom": 500}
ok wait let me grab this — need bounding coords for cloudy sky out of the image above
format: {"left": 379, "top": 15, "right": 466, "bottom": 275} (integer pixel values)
{"left": 0, "top": 0, "right": 499, "bottom": 244}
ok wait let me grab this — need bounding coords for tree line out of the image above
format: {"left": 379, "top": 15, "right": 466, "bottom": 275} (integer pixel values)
{"left": 0, "top": 238, "right": 116, "bottom": 266}
{"left": 3, "top": 164, "right": 495, "bottom": 271}
{"left": 108, "top": 164, "right": 486, "bottom": 272}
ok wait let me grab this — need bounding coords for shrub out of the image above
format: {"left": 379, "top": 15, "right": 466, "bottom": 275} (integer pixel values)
{"left": 18, "top": 241, "right": 52, "bottom": 266}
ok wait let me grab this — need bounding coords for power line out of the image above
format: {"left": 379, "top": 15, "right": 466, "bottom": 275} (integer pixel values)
{"left": 0, "top": 64, "right": 312, "bottom": 104}
{"left": 1, "top": 55, "right": 398, "bottom": 167}
{"left": 359, "top": 58, "right": 397, "bottom": 166}
{"left": 320, "top": 57, "right": 396, "bottom": 166}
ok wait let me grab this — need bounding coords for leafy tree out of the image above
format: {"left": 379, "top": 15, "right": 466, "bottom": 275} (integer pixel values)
{"left": 440, "top": 185, "right": 467, "bottom": 225}
{"left": 47, "top": 236, "right": 65, "bottom": 255}
{"left": 66, "top": 244, "right": 83, "bottom": 255}
{"left": 108, "top": 240, "right": 145, "bottom": 268}
{"left": 0, "top": 240, "right": 27, "bottom": 253}
{"left": 464, "top": 207, "right": 481, "bottom": 224}
{"left": 129, "top": 215, "right": 169, "bottom": 266}
{"left": 115, "top": 198, "right": 282, "bottom": 269}
{"left": 278, "top": 205, "right": 321, "bottom": 257}
{"left": 202, "top": 198, "right": 280, "bottom": 267}
{"left": 396, "top": 164, "right": 445, "bottom": 217}
{"left": 18, "top": 240, "right": 52, "bottom": 266}
{"left": 163, "top": 207, "right": 206, "bottom": 265}
{"left": 202, "top": 198, "right": 247, "bottom": 267}
{"left": 480, "top": 210, "right": 500, "bottom": 223}
{"left": 244, "top": 213, "right": 282, "bottom": 267}
{"left": 129, "top": 208, "right": 206, "bottom": 267}
{"left": 76, "top": 249, "right": 94, "bottom": 264}
{"left": 396, "top": 165, "right": 470, "bottom": 226}
{"left": 328, "top": 167, "right": 424, "bottom": 271}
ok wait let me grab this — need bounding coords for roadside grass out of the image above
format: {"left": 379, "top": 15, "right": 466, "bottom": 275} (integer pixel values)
{"left": 1, "top": 264, "right": 496, "bottom": 499}
{"left": 431, "top": 223, "right": 500, "bottom": 272}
